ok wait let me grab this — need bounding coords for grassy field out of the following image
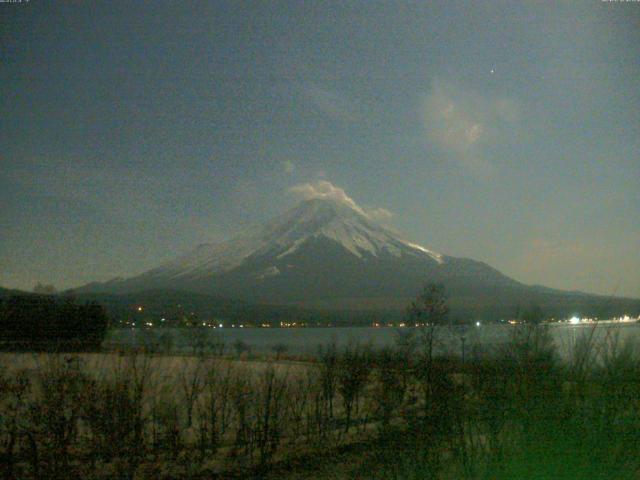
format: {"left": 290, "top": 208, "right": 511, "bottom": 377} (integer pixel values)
{"left": 0, "top": 351, "right": 310, "bottom": 380}
{"left": 2, "top": 323, "right": 640, "bottom": 479}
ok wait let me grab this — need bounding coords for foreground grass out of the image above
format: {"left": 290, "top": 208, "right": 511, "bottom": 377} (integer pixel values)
{"left": 2, "top": 324, "right": 640, "bottom": 479}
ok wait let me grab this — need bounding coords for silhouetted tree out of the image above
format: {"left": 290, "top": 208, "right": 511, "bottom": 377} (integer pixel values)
{"left": 406, "top": 283, "right": 452, "bottom": 439}
{"left": 407, "top": 283, "right": 450, "bottom": 363}
{"left": 337, "top": 342, "right": 370, "bottom": 433}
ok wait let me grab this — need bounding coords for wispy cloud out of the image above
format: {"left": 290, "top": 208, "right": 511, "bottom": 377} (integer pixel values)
{"left": 302, "top": 83, "right": 359, "bottom": 122}
{"left": 289, "top": 180, "right": 393, "bottom": 221}
{"left": 289, "top": 180, "right": 364, "bottom": 214}
{"left": 423, "top": 78, "right": 520, "bottom": 173}
{"left": 367, "top": 207, "right": 394, "bottom": 221}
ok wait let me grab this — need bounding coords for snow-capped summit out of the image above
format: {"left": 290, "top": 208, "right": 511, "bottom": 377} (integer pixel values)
{"left": 146, "top": 197, "right": 442, "bottom": 282}
{"left": 260, "top": 198, "right": 443, "bottom": 263}
{"left": 75, "top": 196, "right": 524, "bottom": 309}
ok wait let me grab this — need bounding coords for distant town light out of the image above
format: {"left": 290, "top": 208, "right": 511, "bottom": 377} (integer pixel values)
{"left": 569, "top": 316, "right": 580, "bottom": 325}
{"left": 137, "top": 306, "right": 143, "bottom": 312}
{"left": 219, "top": 323, "right": 223, "bottom": 328}
{"left": 476, "top": 321, "right": 481, "bottom": 327}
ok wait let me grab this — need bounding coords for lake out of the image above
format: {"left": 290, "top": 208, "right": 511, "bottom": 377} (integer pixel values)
{"left": 104, "top": 322, "right": 640, "bottom": 360}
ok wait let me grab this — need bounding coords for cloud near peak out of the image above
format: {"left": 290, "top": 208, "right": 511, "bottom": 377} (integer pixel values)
{"left": 288, "top": 180, "right": 393, "bottom": 221}
{"left": 367, "top": 207, "right": 394, "bottom": 221}
{"left": 423, "top": 77, "right": 521, "bottom": 174}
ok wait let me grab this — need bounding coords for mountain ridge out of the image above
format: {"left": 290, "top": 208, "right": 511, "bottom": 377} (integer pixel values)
{"left": 73, "top": 198, "right": 640, "bottom": 320}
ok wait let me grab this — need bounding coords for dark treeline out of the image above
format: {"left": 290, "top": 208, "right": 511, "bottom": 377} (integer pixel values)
{"left": 4, "top": 284, "right": 636, "bottom": 330}
{"left": 0, "top": 294, "right": 109, "bottom": 349}
{"left": 74, "top": 289, "right": 405, "bottom": 327}
{"left": 74, "top": 289, "right": 640, "bottom": 328}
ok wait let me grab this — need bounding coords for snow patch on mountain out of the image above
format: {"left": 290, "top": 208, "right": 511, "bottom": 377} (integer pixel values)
{"left": 143, "top": 197, "right": 444, "bottom": 280}
{"left": 148, "top": 235, "right": 265, "bottom": 279}
{"left": 401, "top": 241, "right": 444, "bottom": 264}
{"left": 254, "top": 266, "right": 280, "bottom": 280}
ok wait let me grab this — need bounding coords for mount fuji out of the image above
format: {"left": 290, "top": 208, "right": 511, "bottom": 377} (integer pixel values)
{"left": 76, "top": 197, "right": 640, "bottom": 319}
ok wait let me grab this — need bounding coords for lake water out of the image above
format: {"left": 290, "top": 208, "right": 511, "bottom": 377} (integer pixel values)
{"left": 104, "top": 322, "right": 640, "bottom": 360}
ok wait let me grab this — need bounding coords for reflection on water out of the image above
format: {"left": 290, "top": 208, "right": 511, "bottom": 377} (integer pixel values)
{"left": 104, "top": 323, "right": 640, "bottom": 360}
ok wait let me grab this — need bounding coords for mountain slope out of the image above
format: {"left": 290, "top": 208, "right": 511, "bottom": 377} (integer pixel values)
{"left": 143, "top": 198, "right": 443, "bottom": 279}
{"left": 75, "top": 198, "right": 640, "bottom": 319}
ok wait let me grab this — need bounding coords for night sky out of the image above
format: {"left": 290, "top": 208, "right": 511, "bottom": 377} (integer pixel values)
{"left": 2, "top": 2, "right": 639, "bottom": 298}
